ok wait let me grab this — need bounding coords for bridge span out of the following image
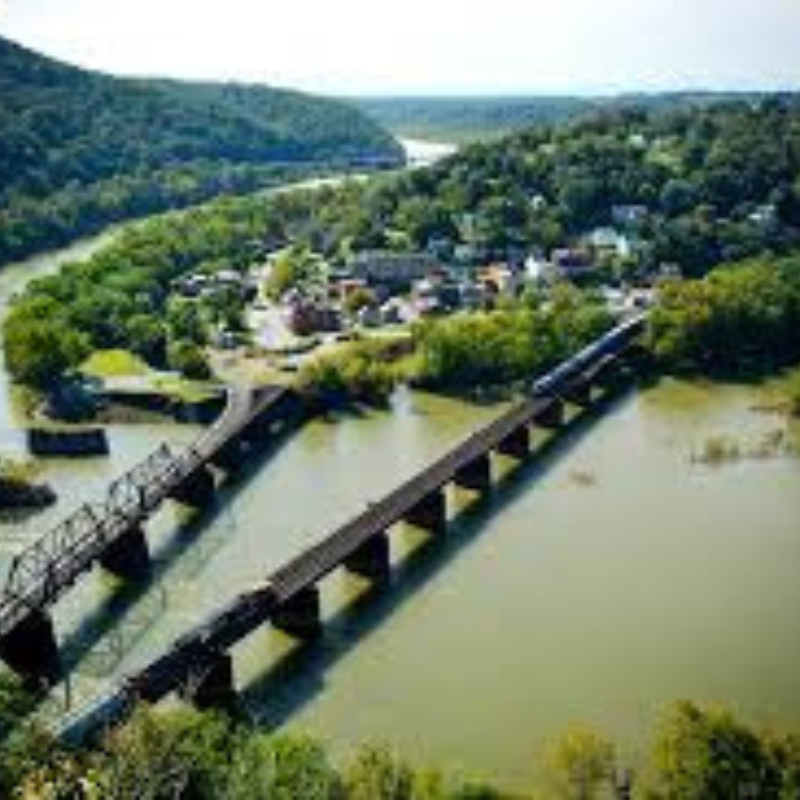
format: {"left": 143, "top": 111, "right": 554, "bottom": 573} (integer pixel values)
{"left": 0, "top": 384, "right": 301, "bottom": 684}
{"left": 57, "top": 315, "right": 649, "bottom": 741}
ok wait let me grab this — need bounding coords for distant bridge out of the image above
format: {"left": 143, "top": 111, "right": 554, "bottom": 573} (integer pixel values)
{"left": 0, "top": 384, "right": 301, "bottom": 684}
{"left": 56, "top": 315, "right": 649, "bottom": 741}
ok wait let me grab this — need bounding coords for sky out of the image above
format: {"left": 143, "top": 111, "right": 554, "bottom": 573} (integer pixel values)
{"left": 1, "top": 0, "right": 799, "bottom": 96}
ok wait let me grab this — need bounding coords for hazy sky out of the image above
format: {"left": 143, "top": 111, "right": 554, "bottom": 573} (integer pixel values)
{"left": 1, "top": 0, "right": 799, "bottom": 95}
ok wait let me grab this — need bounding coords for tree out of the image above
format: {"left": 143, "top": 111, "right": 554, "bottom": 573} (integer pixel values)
{"left": 226, "top": 733, "right": 339, "bottom": 800}
{"left": 344, "top": 287, "right": 377, "bottom": 316}
{"left": 647, "top": 701, "right": 781, "bottom": 799}
{"left": 544, "top": 727, "right": 616, "bottom": 800}
{"left": 4, "top": 316, "right": 89, "bottom": 390}
{"left": 345, "top": 745, "right": 414, "bottom": 800}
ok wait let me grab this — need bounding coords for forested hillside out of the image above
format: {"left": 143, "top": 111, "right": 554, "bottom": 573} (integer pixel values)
{"left": 350, "top": 99, "right": 800, "bottom": 275}
{"left": 0, "top": 35, "right": 403, "bottom": 264}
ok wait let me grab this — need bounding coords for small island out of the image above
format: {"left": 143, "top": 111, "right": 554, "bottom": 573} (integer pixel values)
{"left": 0, "top": 458, "right": 56, "bottom": 515}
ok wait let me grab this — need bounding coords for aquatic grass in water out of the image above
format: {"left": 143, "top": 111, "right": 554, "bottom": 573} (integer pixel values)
{"left": 691, "top": 428, "right": 797, "bottom": 466}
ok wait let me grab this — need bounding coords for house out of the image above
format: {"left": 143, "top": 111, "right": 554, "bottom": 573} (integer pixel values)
{"left": 612, "top": 205, "right": 649, "bottom": 228}
{"left": 334, "top": 278, "right": 370, "bottom": 301}
{"left": 748, "top": 204, "right": 778, "bottom": 229}
{"left": 551, "top": 248, "right": 597, "bottom": 278}
{"left": 349, "top": 251, "right": 437, "bottom": 286}
{"left": 356, "top": 304, "right": 383, "bottom": 328}
{"left": 588, "top": 228, "right": 632, "bottom": 259}
{"left": 380, "top": 299, "right": 406, "bottom": 325}
{"left": 413, "top": 275, "right": 469, "bottom": 312}
{"left": 529, "top": 192, "right": 548, "bottom": 211}
{"left": 478, "top": 264, "right": 524, "bottom": 296}
{"left": 453, "top": 243, "right": 486, "bottom": 265}
{"left": 286, "top": 300, "right": 341, "bottom": 336}
{"left": 524, "top": 254, "right": 555, "bottom": 285}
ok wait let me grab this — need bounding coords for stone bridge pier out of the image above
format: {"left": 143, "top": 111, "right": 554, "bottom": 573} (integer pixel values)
{"left": 180, "top": 651, "right": 236, "bottom": 709}
{"left": 169, "top": 464, "right": 216, "bottom": 508}
{"left": 99, "top": 526, "right": 151, "bottom": 580}
{"left": 533, "top": 399, "right": 564, "bottom": 430}
{"left": 403, "top": 490, "right": 447, "bottom": 533}
{"left": 497, "top": 425, "right": 531, "bottom": 460}
{"left": 272, "top": 587, "right": 322, "bottom": 639}
{"left": 0, "top": 610, "right": 60, "bottom": 688}
{"left": 209, "top": 435, "right": 250, "bottom": 473}
{"left": 453, "top": 454, "right": 492, "bottom": 493}
{"left": 563, "top": 378, "right": 593, "bottom": 407}
{"left": 345, "top": 533, "right": 390, "bottom": 583}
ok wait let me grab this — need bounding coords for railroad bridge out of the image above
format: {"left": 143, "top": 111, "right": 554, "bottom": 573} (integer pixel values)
{"left": 0, "top": 384, "right": 301, "bottom": 685}
{"left": 56, "top": 316, "right": 650, "bottom": 740}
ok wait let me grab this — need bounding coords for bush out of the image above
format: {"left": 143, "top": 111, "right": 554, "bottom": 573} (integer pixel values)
{"left": 298, "top": 338, "right": 406, "bottom": 407}
{"left": 168, "top": 341, "right": 212, "bottom": 380}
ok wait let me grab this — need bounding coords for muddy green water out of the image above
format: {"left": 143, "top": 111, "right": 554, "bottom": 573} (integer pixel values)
{"left": 2, "top": 240, "right": 800, "bottom": 792}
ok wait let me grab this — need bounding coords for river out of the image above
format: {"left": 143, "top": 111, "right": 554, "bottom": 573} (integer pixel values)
{"left": 1, "top": 207, "right": 799, "bottom": 791}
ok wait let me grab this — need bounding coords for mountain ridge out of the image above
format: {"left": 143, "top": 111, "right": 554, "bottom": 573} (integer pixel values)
{"left": 0, "top": 34, "right": 403, "bottom": 264}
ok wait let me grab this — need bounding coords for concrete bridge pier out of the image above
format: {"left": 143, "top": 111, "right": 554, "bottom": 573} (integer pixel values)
{"left": 0, "top": 609, "right": 60, "bottom": 687}
{"left": 403, "top": 490, "right": 447, "bottom": 534}
{"left": 181, "top": 651, "right": 236, "bottom": 709}
{"left": 169, "top": 464, "right": 216, "bottom": 508}
{"left": 99, "top": 526, "right": 151, "bottom": 580}
{"left": 497, "top": 425, "right": 531, "bottom": 460}
{"left": 345, "top": 533, "right": 390, "bottom": 583}
{"left": 533, "top": 399, "right": 565, "bottom": 430}
{"left": 272, "top": 587, "right": 322, "bottom": 639}
{"left": 453, "top": 454, "right": 492, "bottom": 494}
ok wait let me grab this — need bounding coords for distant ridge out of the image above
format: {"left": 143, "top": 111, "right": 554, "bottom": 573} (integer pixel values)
{"left": 354, "top": 91, "right": 796, "bottom": 142}
{"left": 0, "top": 35, "right": 403, "bottom": 264}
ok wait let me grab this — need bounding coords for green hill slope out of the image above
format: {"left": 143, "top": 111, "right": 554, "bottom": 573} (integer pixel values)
{"left": 0, "top": 35, "right": 403, "bottom": 264}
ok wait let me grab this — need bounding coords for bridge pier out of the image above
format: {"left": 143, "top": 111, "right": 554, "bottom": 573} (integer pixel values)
{"left": 563, "top": 379, "right": 593, "bottom": 408}
{"left": 169, "top": 464, "right": 216, "bottom": 508}
{"left": 403, "top": 489, "right": 447, "bottom": 534}
{"left": 496, "top": 425, "right": 531, "bottom": 460}
{"left": 181, "top": 652, "right": 236, "bottom": 709}
{"left": 209, "top": 436, "right": 249, "bottom": 473}
{"left": 624, "top": 344, "right": 656, "bottom": 378}
{"left": 533, "top": 399, "right": 564, "bottom": 430}
{"left": 272, "top": 587, "right": 321, "bottom": 639}
{"left": 453, "top": 454, "right": 492, "bottom": 494}
{"left": 0, "top": 609, "right": 60, "bottom": 687}
{"left": 344, "top": 533, "right": 390, "bottom": 583}
{"left": 99, "top": 526, "right": 151, "bottom": 580}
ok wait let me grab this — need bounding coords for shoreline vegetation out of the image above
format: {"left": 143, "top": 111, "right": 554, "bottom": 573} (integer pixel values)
{"left": 297, "top": 288, "right": 613, "bottom": 408}
{"left": 1, "top": 669, "right": 798, "bottom": 799}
